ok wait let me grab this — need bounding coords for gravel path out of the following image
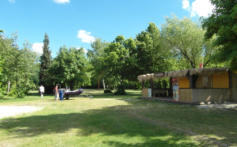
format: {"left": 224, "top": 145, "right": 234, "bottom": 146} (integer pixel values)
{"left": 0, "top": 106, "right": 43, "bottom": 119}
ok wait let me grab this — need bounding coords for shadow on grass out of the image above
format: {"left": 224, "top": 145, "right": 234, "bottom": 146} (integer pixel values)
{"left": 0, "top": 105, "right": 196, "bottom": 146}
{"left": 0, "top": 89, "right": 236, "bottom": 146}
{"left": 80, "top": 90, "right": 141, "bottom": 99}
{"left": 1, "top": 101, "right": 237, "bottom": 146}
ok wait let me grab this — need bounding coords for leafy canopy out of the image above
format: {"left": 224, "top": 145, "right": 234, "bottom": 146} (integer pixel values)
{"left": 202, "top": 0, "right": 237, "bottom": 69}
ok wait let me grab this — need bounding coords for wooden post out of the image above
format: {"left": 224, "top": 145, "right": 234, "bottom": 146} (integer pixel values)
{"left": 142, "top": 81, "right": 144, "bottom": 89}
{"left": 229, "top": 70, "right": 232, "bottom": 89}
{"left": 189, "top": 75, "right": 198, "bottom": 88}
{"left": 229, "top": 70, "right": 232, "bottom": 101}
{"left": 169, "top": 78, "right": 172, "bottom": 97}
{"left": 150, "top": 79, "right": 153, "bottom": 97}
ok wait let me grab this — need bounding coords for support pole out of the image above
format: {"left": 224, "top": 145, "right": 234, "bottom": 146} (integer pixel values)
{"left": 229, "top": 70, "right": 233, "bottom": 101}
{"left": 142, "top": 81, "right": 144, "bottom": 89}
{"left": 189, "top": 75, "right": 198, "bottom": 88}
{"left": 169, "top": 78, "right": 172, "bottom": 97}
{"left": 150, "top": 79, "right": 153, "bottom": 97}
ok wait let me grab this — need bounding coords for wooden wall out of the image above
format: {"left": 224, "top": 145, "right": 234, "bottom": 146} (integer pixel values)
{"left": 191, "top": 89, "right": 231, "bottom": 103}
{"left": 179, "top": 89, "right": 192, "bottom": 102}
{"left": 212, "top": 72, "right": 229, "bottom": 88}
{"left": 142, "top": 88, "right": 148, "bottom": 97}
{"left": 178, "top": 77, "right": 190, "bottom": 88}
{"left": 195, "top": 75, "right": 212, "bottom": 88}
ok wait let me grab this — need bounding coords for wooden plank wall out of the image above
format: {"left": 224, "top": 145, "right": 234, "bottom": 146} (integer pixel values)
{"left": 178, "top": 77, "right": 190, "bottom": 88}
{"left": 212, "top": 72, "right": 229, "bottom": 88}
{"left": 179, "top": 89, "right": 192, "bottom": 102}
{"left": 142, "top": 88, "right": 148, "bottom": 97}
{"left": 192, "top": 89, "right": 231, "bottom": 103}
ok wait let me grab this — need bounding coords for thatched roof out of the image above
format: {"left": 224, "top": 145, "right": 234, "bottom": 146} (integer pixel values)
{"left": 138, "top": 68, "right": 229, "bottom": 82}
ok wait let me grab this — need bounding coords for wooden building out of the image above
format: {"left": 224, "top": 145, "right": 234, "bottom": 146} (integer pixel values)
{"left": 138, "top": 68, "right": 237, "bottom": 103}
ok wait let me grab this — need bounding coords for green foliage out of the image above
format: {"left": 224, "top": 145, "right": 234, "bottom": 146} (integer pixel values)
{"left": 0, "top": 33, "right": 38, "bottom": 97}
{"left": 102, "top": 36, "right": 131, "bottom": 94}
{"left": 202, "top": 0, "right": 237, "bottom": 69}
{"left": 48, "top": 47, "right": 89, "bottom": 89}
{"left": 104, "top": 89, "right": 112, "bottom": 94}
{"left": 39, "top": 33, "right": 52, "bottom": 93}
{"left": 136, "top": 23, "right": 169, "bottom": 73}
{"left": 87, "top": 39, "right": 109, "bottom": 88}
{"left": 162, "top": 17, "right": 218, "bottom": 69}
{"left": 114, "top": 84, "right": 126, "bottom": 95}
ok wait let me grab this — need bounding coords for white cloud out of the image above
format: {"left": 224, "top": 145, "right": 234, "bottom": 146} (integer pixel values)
{"left": 182, "top": 0, "right": 214, "bottom": 18}
{"left": 32, "top": 43, "right": 43, "bottom": 55}
{"left": 83, "top": 48, "right": 88, "bottom": 54}
{"left": 77, "top": 30, "right": 95, "bottom": 44}
{"left": 8, "top": 0, "right": 15, "bottom": 3}
{"left": 53, "top": 0, "right": 70, "bottom": 4}
{"left": 182, "top": 0, "right": 190, "bottom": 9}
{"left": 76, "top": 47, "right": 88, "bottom": 54}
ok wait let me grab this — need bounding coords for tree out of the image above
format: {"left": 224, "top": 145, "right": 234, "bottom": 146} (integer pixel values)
{"left": 202, "top": 0, "right": 237, "bottom": 69}
{"left": 0, "top": 33, "right": 37, "bottom": 97}
{"left": 88, "top": 39, "right": 108, "bottom": 89}
{"left": 39, "top": 33, "right": 52, "bottom": 93}
{"left": 162, "top": 17, "right": 217, "bottom": 69}
{"left": 48, "top": 47, "right": 89, "bottom": 89}
{"left": 10, "top": 47, "right": 37, "bottom": 97}
{"left": 0, "top": 33, "right": 19, "bottom": 94}
{"left": 101, "top": 36, "right": 130, "bottom": 94}
{"left": 136, "top": 23, "right": 170, "bottom": 73}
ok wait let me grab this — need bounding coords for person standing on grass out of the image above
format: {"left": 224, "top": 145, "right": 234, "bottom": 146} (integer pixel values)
{"left": 54, "top": 84, "right": 59, "bottom": 100}
{"left": 39, "top": 85, "right": 45, "bottom": 98}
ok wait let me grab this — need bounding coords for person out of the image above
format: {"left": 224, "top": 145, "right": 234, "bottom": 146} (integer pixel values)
{"left": 54, "top": 85, "right": 59, "bottom": 100}
{"left": 39, "top": 85, "right": 45, "bottom": 98}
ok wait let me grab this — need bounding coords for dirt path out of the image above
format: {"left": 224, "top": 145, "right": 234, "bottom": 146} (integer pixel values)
{"left": 0, "top": 106, "right": 43, "bottom": 119}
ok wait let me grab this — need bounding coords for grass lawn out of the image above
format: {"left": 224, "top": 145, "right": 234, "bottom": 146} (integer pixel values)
{"left": 0, "top": 89, "right": 237, "bottom": 147}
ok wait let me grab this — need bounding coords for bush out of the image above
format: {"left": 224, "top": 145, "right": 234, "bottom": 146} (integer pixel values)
{"left": 104, "top": 89, "right": 112, "bottom": 94}
{"left": 114, "top": 85, "right": 126, "bottom": 95}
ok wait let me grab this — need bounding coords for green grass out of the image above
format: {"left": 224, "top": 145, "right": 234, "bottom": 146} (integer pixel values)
{"left": 0, "top": 89, "right": 236, "bottom": 146}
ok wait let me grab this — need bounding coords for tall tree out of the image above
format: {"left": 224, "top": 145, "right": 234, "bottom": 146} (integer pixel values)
{"left": 0, "top": 32, "right": 37, "bottom": 97}
{"left": 162, "top": 17, "right": 217, "bottom": 69}
{"left": 136, "top": 23, "right": 169, "bottom": 73}
{"left": 39, "top": 34, "right": 51, "bottom": 93}
{"left": 202, "top": 0, "right": 237, "bottom": 69}
{"left": 102, "top": 36, "right": 130, "bottom": 94}
{"left": 48, "top": 47, "right": 89, "bottom": 89}
{"left": 88, "top": 39, "right": 108, "bottom": 89}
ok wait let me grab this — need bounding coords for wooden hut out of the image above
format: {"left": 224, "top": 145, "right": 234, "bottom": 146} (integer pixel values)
{"left": 138, "top": 68, "right": 237, "bottom": 103}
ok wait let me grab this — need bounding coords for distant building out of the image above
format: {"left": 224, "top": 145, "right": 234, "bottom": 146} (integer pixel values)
{"left": 138, "top": 68, "right": 237, "bottom": 103}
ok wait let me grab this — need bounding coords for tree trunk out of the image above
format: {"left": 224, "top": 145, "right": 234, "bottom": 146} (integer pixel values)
{"left": 102, "top": 78, "right": 105, "bottom": 90}
{"left": 97, "top": 79, "right": 100, "bottom": 89}
{"left": 7, "top": 81, "right": 11, "bottom": 93}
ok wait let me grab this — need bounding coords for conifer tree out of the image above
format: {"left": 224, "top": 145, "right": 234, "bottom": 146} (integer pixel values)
{"left": 39, "top": 33, "right": 51, "bottom": 93}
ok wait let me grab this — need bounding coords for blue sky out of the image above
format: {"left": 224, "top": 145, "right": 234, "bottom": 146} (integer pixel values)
{"left": 0, "top": 0, "right": 214, "bottom": 57}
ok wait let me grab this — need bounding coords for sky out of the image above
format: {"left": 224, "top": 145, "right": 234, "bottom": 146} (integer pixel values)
{"left": 0, "top": 0, "right": 214, "bottom": 57}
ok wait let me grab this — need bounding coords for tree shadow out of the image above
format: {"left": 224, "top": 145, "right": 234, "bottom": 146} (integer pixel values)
{"left": 104, "top": 139, "right": 194, "bottom": 147}
{"left": 0, "top": 107, "right": 196, "bottom": 146}
{"left": 80, "top": 90, "right": 141, "bottom": 99}
{"left": 0, "top": 96, "right": 236, "bottom": 146}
